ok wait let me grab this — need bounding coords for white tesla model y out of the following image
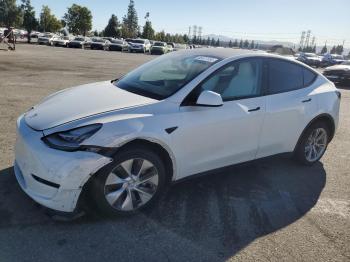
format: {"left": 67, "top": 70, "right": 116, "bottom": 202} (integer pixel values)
{"left": 15, "top": 49, "right": 340, "bottom": 217}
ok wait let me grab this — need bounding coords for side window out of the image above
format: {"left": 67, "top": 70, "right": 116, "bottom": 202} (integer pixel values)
{"left": 201, "top": 59, "right": 263, "bottom": 101}
{"left": 268, "top": 59, "right": 303, "bottom": 94}
{"left": 303, "top": 68, "right": 317, "bottom": 87}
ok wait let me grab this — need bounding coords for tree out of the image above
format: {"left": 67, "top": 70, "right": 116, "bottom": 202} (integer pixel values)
{"left": 64, "top": 4, "right": 92, "bottom": 36}
{"left": 312, "top": 45, "right": 316, "bottom": 53}
{"left": 233, "top": 39, "right": 238, "bottom": 47}
{"left": 104, "top": 14, "right": 121, "bottom": 38}
{"left": 249, "top": 40, "right": 255, "bottom": 49}
{"left": 215, "top": 38, "right": 220, "bottom": 47}
{"left": 330, "top": 45, "right": 336, "bottom": 54}
{"left": 142, "top": 21, "right": 154, "bottom": 40}
{"left": 239, "top": 39, "right": 243, "bottom": 48}
{"left": 183, "top": 34, "right": 189, "bottom": 43}
{"left": 39, "top": 5, "right": 61, "bottom": 32}
{"left": 0, "top": 0, "right": 22, "bottom": 27}
{"left": 122, "top": 0, "right": 138, "bottom": 38}
{"left": 335, "top": 45, "right": 343, "bottom": 55}
{"left": 243, "top": 39, "right": 249, "bottom": 48}
{"left": 21, "top": 0, "right": 38, "bottom": 43}
{"left": 320, "top": 44, "right": 327, "bottom": 54}
{"left": 228, "top": 40, "right": 233, "bottom": 48}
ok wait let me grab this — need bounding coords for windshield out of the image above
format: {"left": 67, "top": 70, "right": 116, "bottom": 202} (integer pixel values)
{"left": 341, "top": 61, "right": 350, "bottom": 65}
{"left": 111, "top": 40, "right": 123, "bottom": 44}
{"left": 132, "top": 39, "right": 145, "bottom": 44}
{"left": 305, "top": 53, "right": 317, "bottom": 57}
{"left": 332, "top": 55, "right": 344, "bottom": 59}
{"left": 115, "top": 52, "right": 220, "bottom": 100}
{"left": 74, "top": 37, "right": 85, "bottom": 41}
{"left": 153, "top": 42, "right": 166, "bottom": 47}
{"left": 92, "top": 38, "right": 104, "bottom": 42}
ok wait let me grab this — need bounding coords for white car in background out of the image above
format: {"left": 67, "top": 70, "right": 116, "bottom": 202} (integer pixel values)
{"left": 38, "top": 33, "right": 59, "bottom": 46}
{"left": 52, "top": 36, "right": 72, "bottom": 47}
{"left": 14, "top": 49, "right": 340, "bottom": 218}
{"left": 128, "top": 38, "right": 151, "bottom": 53}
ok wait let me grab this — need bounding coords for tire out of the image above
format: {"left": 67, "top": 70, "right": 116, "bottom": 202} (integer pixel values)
{"left": 294, "top": 121, "right": 330, "bottom": 165}
{"left": 87, "top": 146, "right": 167, "bottom": 217}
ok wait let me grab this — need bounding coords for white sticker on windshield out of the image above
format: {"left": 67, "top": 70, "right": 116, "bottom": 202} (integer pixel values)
{"left": 195, "top": 56, "right": 218, "bottom": 63}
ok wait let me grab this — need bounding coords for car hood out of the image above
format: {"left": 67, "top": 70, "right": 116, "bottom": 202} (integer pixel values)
{"left": 25, "top": 81, "right": 157, "bottom": 130}
{"left": 325, "top": 64, "right": 350, "bottom": 71}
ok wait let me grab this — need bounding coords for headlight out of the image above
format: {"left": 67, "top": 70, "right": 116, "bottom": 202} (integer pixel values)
{"left": 42, "top": 124, "right": 102, "bottom": 151}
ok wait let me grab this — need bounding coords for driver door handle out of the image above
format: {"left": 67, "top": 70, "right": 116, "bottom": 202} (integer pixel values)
{"left": 248, "top": 107, "right": 260, "bottom": 112}
{"left": 302, "top": 98, "right": 312, "bottom": 103}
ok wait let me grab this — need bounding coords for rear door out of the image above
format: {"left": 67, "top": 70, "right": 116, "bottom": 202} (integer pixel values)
{"left": 256, "top": 58, "right": 318, "bottom": 158}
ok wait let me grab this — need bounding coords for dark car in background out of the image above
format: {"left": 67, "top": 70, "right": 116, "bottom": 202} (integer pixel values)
{"left": 321, "top": 54, "right": 346, "bottom": 67}
{"left": 297, "top": 52, "right": 322, "bottom": 67}
{"left": 150, "top": 41, "right": 168, "bottom": 55}
{"left": 323, "top": 61, "right": 350, "bottom": 84}
{"left": 90, "top": 38, "right": 110, "bottom": 50}
{"left": 67, "top": 36, "right": 91, "bottom": 49}
{"left": 109, "top": 39, "right": 129, "bottom": 51}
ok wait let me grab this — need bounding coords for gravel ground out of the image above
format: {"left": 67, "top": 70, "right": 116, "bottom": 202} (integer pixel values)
{"left": 0, "top": 44, "right": 349, "bottom": 262}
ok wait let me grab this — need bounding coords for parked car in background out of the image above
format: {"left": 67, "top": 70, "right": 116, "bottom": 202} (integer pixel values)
{"left": 323, "top": 60, "right": 350, "bottom": 83}
{"left": 102, "top": 37, "right": 114, "bottom": 42}
{"left": 150, "top": 42, "right": 169, "bottom": 55}
{"left": 52, "top": 36, "right": 71, "bottom": 47}
{"left": 109, "top": 39, "right": 129, "bottom": 51}
{"left": 321, "top": 54, "right": 346, "bottom": 67}
{"left": 124, "top": 38, "right": 133, "bottom": 44}
{"left": 14, "top": 49, "right": 340, "bottom": 217}
{"left": 128, "top": 39, "right": 151, "bottom": 53}
{"left": 90, "top": 38, "right": 110, "bottom": 50}
{"left": 67, "top": 36, "right": 91, "bottom": 49}
{"left": 30, "top": 31, "right": 40, "bottom": 39}
{"left": 38, "top": 33, "right": 59, "bottom": 46}
{"left": 297, "top": 53, "right": 322, "bottom": 67}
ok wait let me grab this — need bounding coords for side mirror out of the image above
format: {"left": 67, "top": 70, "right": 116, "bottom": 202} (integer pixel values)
{"left": 196, "top": 90, "right": 223, "bottom": 107}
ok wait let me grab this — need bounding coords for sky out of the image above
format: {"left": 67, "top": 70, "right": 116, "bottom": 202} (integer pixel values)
{"left": 29, "top": 0, "right": 350, "bottom": 47}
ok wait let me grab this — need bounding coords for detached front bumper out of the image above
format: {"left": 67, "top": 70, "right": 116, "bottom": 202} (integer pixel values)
{"left": 14, "top": 115, "right": 112, "bottom": 212}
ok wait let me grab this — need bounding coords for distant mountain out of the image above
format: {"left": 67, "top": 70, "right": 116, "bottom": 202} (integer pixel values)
{"left": 203, "top": 34, "right": 296, "bottom": 48}
{"left": 202, "top": 34, "right": 349, "bottom": 55}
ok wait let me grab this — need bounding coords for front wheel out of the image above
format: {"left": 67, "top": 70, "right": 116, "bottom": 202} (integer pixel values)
{"left": 87, "top": 146, "right": 167, "bottom": 216}
{"left": 294, "top": 122, "right": 330, "bottom": 165}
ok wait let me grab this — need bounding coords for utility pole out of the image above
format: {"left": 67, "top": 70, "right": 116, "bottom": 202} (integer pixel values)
{"left": 299, "top": 31, "right": 305, "bottom": 50}
{"left": 305, "top": 30, "right": 311, "bottom": 49}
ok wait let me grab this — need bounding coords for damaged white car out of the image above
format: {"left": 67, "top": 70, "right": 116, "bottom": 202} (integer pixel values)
{"left": 15, "top": 49, "right": 340, "bottom": 217}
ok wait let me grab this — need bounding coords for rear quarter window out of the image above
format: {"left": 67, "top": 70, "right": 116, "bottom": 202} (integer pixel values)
{"left": 268, "top": 59, "right": 304, "bottom": 94}
{"left": 303, "top": 68, "right": 317, "bottom": 87}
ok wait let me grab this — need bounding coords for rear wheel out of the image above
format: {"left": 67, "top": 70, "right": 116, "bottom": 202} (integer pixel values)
{"left": 87, "top": 146, "right": 167, "bottom": 216}
{"left": 294, "top": 122, "right": 330, "bottom": 165}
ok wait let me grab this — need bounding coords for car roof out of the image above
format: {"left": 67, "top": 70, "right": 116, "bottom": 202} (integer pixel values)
{"left": 175, "top": 48, "right": 266, "bottom": 59}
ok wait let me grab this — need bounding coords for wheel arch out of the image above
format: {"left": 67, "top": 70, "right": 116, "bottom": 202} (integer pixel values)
{"left": 112, "top": 138, "right": 175, "bottom": 184}
{"left": 294, "top": 113, "right": 336, "bottom": 152}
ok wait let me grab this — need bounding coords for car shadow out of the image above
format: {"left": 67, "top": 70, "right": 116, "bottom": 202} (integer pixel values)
{"left": 0, "top": 155, "right": 326, "bottom": 260}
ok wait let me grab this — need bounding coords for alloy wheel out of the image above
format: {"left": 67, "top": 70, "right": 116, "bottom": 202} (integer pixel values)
{"left": 104, "top": 158, "right": 159, "bottom": 211}
{"left": 304, "top": 127, "right": 328, "bottom": 162}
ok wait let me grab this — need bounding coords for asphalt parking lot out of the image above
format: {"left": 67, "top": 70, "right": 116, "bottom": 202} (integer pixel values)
{"left": 0, "top": 44, "right": 349, "bottom": 262}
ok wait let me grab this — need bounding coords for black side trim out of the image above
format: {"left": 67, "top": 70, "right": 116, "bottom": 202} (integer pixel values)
{"left": 32, "top": 174, "right": 60, "bottom": 188}
{"left": 195, "top": 103, "right": 223, "bottom": 107}
{"left": 248, "top": 106, "right": 261, "bottom": 112}
{"left": 165, "top": 127, "right": 178, "bottom": 134}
